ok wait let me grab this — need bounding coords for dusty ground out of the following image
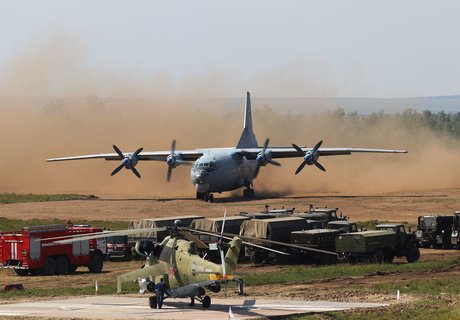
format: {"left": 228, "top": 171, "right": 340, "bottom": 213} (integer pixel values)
{"left": 1, "top": 189, "right": 459, "bottom": 222}
{"left": 1, "top": 189, "right": 460, "bottom": 314}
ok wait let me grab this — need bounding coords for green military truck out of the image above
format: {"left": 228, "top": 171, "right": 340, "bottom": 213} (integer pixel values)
{"left": 291, "top": 221, "right": 358, "bottom": 264}
{"left": 239, "top": 216, "right": 309, "bottom": 264}
{"left": 335, "top": 223, "right": 420, "bottom": 263}
{"left": 415, "top": 215, "right": 454, "bottom": 249}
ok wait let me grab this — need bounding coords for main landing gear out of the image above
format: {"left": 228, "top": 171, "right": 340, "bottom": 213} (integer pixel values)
{"left": 243, "top": 188, "right": 254, "bottom": 198}
{"left": 196, "top": 192, "right": 214, "bottom": 202}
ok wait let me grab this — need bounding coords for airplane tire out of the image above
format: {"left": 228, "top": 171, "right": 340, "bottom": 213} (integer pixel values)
{"left": 208, "top": 194, "right": 214, "bottom": 203}
{"left": 202, "top": 295, "right": 211, "bottom": 308}
{"left": 149, "top": 296, "right": 158, "bottom": 309}
{"left": 203, "top": 194, "right": 209, "bottom": 202}
{"left": 243, "top": 189, "right": 255, "bottom": 198}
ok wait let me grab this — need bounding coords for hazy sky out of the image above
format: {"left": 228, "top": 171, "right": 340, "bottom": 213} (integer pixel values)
{"left": 0, "top": 1, "right": 459, "bottom": 98}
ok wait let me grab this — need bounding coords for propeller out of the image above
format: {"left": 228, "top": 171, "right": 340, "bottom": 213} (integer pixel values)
{"left": 166, "top": 139, "right": 191, "bottom": 182}
{"left": 292, "top": 140, "right": 326, "bottom": 175}
{"left": 111, "top": 145, "right": 143, "bottom": 178}
{"left": 254, "top": 138, "right": 281, "bottom": 178}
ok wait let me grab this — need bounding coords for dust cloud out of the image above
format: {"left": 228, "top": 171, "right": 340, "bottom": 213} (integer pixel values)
{"left": 0, "top": 34, "right": 459, "bottom": 197}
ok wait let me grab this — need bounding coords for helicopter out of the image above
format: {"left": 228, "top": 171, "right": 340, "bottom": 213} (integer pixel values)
{"left": 50, "top": 215, "right": 336, "bottom": 309}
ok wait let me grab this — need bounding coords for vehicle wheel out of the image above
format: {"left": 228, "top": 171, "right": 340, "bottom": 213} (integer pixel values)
{"left": 203, "top": 193, "right": 209, "bottom": 202}
{"left": 56, "top": 256, "right": 70, "bottom": 275}
{"left": 124, "top": 252, "right": 133, "bottom": 261}
{"left": 208, "top": 194, "right": 214, "bottom": 203}
{"left": 372, "top": 250, "right": 384, "bottom": 264}
{"left": 406, "top": 246, "right": 420, "bottom": 263}
{"left": 69, "top": 265, "right": 78, "bottom": 273}
{"left": 202, "top": 295, "right": 211, "bottom": 308}
{"left": 198, "top": 287, "right": 206, "bottom": 296}
{"left": 149, "top": 296, "right": 158, "bottom": 309}
{"left": 420, "top": 241, "right": 430, "bottom": 248}
{"left": 88, "top": 253, "right": 104, "bottom": 273}
{"left": 13, "top": 269, "right": 29, "bottom": 276}
{"left": 249, "top": 251, "right": 265, "bottom": 265}
{"left": 384, "top": 252, "right": 395, "bottom": 263}
{"left": 43, "top": 257, "right": 57, "bottom": 276}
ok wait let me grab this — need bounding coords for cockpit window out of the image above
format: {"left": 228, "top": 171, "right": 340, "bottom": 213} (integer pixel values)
{"left": 204, "top": 163, "right": 209, "bottom": 167}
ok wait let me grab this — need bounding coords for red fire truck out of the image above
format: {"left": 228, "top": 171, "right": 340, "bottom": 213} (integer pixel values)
{"left": 0, "top": 224, "right": 106, "bottom": 276}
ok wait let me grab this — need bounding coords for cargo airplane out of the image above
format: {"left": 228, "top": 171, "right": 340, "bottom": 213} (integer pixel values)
{"left": 48, "top": 92, "right": 407, "bottom": 201}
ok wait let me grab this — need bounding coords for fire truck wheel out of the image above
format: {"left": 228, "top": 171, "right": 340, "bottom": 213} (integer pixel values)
{"left": 88, "top": 253, "right": 104, "bottom": 273}
{"left": 13, "top": 269, "right": 29, "bottom": 276}
{"left": 70, "top": 265, "right": 78, "bottom": 273}
{"left": 43, "top": 257, "right": 57, "bottom": 276}
{"left": 56, "top": 256, "right": 70, "bottom": 275}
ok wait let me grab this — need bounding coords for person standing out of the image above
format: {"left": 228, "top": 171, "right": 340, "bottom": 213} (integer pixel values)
{"left": 155, "top": 278, "right": 168, "bottom": 309}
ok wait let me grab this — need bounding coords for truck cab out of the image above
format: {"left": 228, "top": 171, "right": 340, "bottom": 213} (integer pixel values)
{"left": 415, "top": 215, "right": 454, "bottom": 249}
{"left": 327, "top": 221, "right": 358, "bottom": 233}
{"left": 376, "top": 223, "right": 418, "bottom": 259}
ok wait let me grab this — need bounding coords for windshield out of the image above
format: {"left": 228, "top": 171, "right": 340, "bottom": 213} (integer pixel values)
{"left": 422, "top": 217, "right": 436, "bottom": 229}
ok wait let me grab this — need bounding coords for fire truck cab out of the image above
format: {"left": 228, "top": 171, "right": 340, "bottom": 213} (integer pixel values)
{"left": 0, "top": 224, "right": 106, "bottom": 276}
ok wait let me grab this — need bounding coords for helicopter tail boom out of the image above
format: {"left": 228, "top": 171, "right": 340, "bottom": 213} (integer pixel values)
{"left": 223, "top": 237, "right": 242, "bottom": 276}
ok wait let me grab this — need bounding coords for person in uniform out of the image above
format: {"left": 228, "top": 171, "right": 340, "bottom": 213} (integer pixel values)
{"left": 155, "top": 278, "right": 168, "bottom": 309}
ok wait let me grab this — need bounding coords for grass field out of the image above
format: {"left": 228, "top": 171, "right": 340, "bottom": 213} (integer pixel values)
{"left": 0, "top": 217, "right": 128, "bottom": 232}
{"left": 0, "top": 193, "right": 95, "bottom": 204}
{"left": 242, "top": 259, "right": 458, "bottom": 286}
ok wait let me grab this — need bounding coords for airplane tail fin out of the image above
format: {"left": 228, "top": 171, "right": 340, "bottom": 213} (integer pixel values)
{"left": 236, "top": 92, "right": 258, "bottom": 148}
{"left": 224, "top": 237, "right": 242, "bottom": 275}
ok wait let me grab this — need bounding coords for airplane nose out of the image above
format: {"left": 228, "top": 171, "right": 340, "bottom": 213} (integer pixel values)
{"left": 193, "top": 170, "right": 208, "bottom": 184}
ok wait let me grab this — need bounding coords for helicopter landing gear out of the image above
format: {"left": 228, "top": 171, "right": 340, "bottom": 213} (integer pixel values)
{"left": 149, "top": 295, "right": 158, "bottom": 309}
{"left": 195, "top": 287, "right": 211, "bottom": 308}
{"left": 243, "top": 188, "right": 254, "bottom": 198}
{"left": 202, "top": 295, "right": 211, "bottom": 308}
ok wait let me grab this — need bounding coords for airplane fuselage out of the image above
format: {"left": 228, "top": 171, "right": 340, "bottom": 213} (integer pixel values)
{"left": 190, "top": 149, "right": 257, "bottom": 193}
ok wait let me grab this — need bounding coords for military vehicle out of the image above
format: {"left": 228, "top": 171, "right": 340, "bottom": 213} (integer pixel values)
{"left": 291, "top": 221, "right": 358, "bottom": 264}
{"left": 239, "top": 216, "right": 310, "bottom": 264}
{"left": 415, "top": 215, "right": 454, "bottom": 249}
{"left": 451, "top": 211, "right": 460, "bottom": 248}
{"left": 335, "top": 223, "right": 420, "bottom": 263}
{"left": 128, "top": 215, "right": 205, "bottom": 242}
{"left": 240, "top": 205, "right": 346, "bottom": 225}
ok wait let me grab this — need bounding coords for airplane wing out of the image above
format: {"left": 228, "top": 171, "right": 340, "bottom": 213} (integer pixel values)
{"left": 238, "top": 146, "right": 407, "bottom": 160}
{"left": 47, "top": 150, "right": 203, "bottom": 162}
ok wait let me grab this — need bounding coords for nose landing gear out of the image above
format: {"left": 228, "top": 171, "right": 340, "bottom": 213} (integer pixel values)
{"left": 196, "top": 192, "right": 214, "bottom": 202}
